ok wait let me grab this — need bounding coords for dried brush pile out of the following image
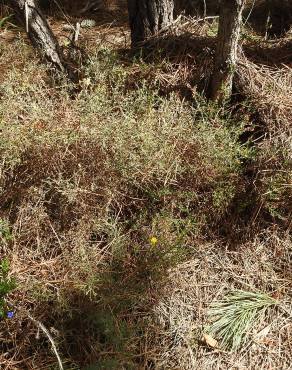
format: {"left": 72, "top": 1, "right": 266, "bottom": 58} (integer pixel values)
{"left": 237, "top": 56, "right": 292, "bottom": 135}
{"left": 126, "top": 15, "right": 218, "bottom": 97}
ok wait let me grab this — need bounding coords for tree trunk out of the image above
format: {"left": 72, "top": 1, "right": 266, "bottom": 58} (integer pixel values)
{"left": 11, "top": 0, "right": 65, "bottom": 72}
{"left": 127, "top": 0, "right": 174, "bottom": 46}
{"left": 209, "top": 0, "right": 246, "bottom": 102}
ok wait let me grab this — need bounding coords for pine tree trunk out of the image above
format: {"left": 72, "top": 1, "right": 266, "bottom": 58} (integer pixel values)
{"left": 127, "top": 0, "right": 174, "bottom": 46}
{"left": 11, "top": 0, "right": 65, "bottom": 72}
{"left": 209, "top": 0, "right": 246, "bottom": 102}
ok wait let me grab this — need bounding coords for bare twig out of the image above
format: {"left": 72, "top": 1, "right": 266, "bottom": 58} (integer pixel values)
{"left": 28, "top": 314, "right": 64, "bottom": 370}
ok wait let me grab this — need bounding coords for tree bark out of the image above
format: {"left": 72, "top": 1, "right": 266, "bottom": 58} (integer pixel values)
{"left": 11, "top": 0, "right": 66, "bottom": 72}
{"left": 127, "top": 0, "right": 174, "bottom": 46}
{"left": 209, "top": 0, "right": 246, "bottom": 102}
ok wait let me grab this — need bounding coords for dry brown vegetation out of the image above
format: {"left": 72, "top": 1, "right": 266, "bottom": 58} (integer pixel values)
{"left": 0, "top": 1, "right": 291, "bottom": 369}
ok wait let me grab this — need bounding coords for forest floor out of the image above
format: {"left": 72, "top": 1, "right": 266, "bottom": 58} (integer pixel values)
{"left": 0, "top": 1, "right": 291, "bottom": 369}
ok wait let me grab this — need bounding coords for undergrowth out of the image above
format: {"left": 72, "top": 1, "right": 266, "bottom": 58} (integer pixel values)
{"left": 0, "top": 36, "right": 291, "bottom": 369}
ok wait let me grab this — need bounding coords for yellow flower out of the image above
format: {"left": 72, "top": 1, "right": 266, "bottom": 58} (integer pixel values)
{"left": 150, "top": 236, "right": 158, "bottom": 246}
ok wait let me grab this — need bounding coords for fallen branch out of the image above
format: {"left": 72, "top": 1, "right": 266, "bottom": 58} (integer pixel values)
{"left": 27, "top": 314, "right": 64, "bottom": 370}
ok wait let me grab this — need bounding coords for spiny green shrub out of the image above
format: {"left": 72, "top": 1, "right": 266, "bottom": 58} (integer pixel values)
{"left": 0, "top": 45, "right": 256, "bottom": 316}
{"left": 0, "top": 218, "right": 13, "bottom": 243}
{"left": 0, "top": 258, "right": 16, "bottom": 318}
{"left": 1, "top": 40, "right": 286, "bottom": 368}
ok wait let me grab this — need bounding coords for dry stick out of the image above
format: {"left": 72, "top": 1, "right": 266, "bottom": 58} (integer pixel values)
{"left": 73, "top": 22, "right": 81, "bottom": 44}
{"left": 51, "top": 0, "right": 74, "bottom": 28}
{"left": 203, "top": 0, "right": 207, "bottom": 20}
{"left": 24, "top": 0, "right": 28, "bottom": 32}
{"left": 28, "top": 314, "right": 64, "bottom": 370}
{"left": 243, "top": 0, "right": 255, "bottom": 26}
{"left": 196, "top": 15, "right": 219, "bottom": 22}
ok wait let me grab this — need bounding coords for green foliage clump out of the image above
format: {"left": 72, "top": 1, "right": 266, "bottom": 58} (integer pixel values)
{"left": 0, "top": 258, "right": 16, "bottom": 318}
{"left": 0, "top": 14, "right": 13, "bottom": 29}
{"left": 0, "top": 218, "right": 13, "bottom": 243}
{"left": 263, "top": 171, "right": 292, "bottom": 221}
{"left": 208, "top": 290, "right": 278, "bottom": 350}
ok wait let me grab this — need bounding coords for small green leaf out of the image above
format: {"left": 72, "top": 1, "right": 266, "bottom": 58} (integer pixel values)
{"left": 0, "top": 14, "right": 13, "bottom": 28}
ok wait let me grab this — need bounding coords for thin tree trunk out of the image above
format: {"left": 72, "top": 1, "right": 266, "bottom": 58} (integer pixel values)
{"left": 127, "top": 0, "right": 174, "bottom": 46}
{"left": 11, "top": 0, "right": 66, "bottom": 72}
{"left": 209, "top": 0, "right": 246, "bottom": 102}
